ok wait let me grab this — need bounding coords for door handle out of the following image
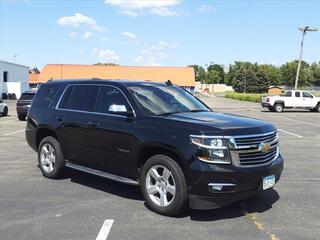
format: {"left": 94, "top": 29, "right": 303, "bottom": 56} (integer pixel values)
{"left": 56, "top": 116, "right": 64, "bottom": 121}
{"left": 88, "top": 121, "right": 99, "bottom": 127}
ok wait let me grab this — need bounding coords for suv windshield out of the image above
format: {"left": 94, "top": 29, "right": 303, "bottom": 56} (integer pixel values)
{"left": 128, "top": 84, "right": 210, "bottom": 116}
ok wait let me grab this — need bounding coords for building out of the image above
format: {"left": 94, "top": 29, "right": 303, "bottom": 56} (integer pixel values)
{"left": 29, "top": 72, "right": 40, "bottom": 88}
{"left": 30, "top": 64, "right": 195, "bottom": 90}
{"left": 268, "top": 86, "right": 283, "bottom": 95}
{"left": 0, "top": 60, "right": 29, "bottom": 99}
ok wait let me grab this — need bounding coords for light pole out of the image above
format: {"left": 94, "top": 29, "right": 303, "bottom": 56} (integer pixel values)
{"left": 294, "top": 26, "right": 318, "bottom": 89}
{"left": 13, "top": 53, "right": 19, "bottom": 63}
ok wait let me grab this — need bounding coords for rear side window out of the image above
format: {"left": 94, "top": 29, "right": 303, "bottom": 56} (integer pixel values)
{"left": 285, "top": 91, "right": 292, "bottom": 97}
{"left": 295, "top": 92, "right": 300, "bottom": 97}
{"left": 20, "top": 93, "right": 35, "bottom": 100}
{"left": 59, "top": 85, "right": 99, "bottom": 112}
{"left": 95, "top": 86, "right": 130, "bottom": 114}
{"left": 32, "top": 85, "right": 60, "bottom": 108}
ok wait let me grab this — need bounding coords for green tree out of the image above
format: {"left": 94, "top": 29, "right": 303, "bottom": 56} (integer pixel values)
{"left": 188, "top": 65, "right": 207, "bottom": 83}
{"left": 94, "top": 62, "right": 119, "bottom": 66}
{"left": 279, "top": 60, "right": 310, "bottom": 87}
{"left": 207, "top": 69, "right": 221, "bottom": 84}
{"left": 257, "top": 64, "right": 280, "bottom": 86}
{"left": 310, "top": 62, "right": 320, "bottom": 86}
{"left": 207, "top": 64, "right": 225, "bottom": 83}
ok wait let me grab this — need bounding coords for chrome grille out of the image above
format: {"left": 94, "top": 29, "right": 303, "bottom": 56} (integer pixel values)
{"left": 230, "top": 131, "right": 279, "bottom": 167}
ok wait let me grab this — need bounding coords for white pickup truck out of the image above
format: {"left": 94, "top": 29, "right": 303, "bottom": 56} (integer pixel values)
{"left": 261, "top": 90, "right": 320, "bottom": 112}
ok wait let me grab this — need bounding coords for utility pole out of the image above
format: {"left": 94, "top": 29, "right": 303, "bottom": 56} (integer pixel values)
{"left": 294, "top": 26, "right": 318, "bottom": 89}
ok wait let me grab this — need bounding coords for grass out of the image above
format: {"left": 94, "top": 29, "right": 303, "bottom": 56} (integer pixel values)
{"left": 225, "top": 91, "right": 267, "bottom": 103}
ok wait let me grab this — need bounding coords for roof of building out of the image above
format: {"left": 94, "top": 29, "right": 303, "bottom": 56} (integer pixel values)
{"left": 29, "top": 73, "right": 40, "bottom": 83}
{"left": 33, "top": 64, "right": 195, "bottom": 87}
{"left": 0, "top": 60, "right": 29, "bottom": 69}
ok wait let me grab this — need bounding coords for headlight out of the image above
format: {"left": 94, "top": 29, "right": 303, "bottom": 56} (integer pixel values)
{"left": 190, "top": 135, "right": 231, "bottom": 164}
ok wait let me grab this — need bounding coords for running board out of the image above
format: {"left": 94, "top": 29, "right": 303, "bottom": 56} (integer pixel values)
{"left": 65, "top": 162, "right": 139, "bottom": 186}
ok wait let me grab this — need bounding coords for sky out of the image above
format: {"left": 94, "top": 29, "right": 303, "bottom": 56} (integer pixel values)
{"left": 0, "top": 0, "right": 319, "bottom": 70}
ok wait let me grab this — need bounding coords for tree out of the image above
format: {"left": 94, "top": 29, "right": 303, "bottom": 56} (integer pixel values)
{"left": 207, "top": 69, "right": 221, "bottom": 84}
{"left": 207, "top": 64, "right": 225, "bottom": 83}
{"left": 310, "top": 62, "right": 320, "bottom": 86}
{"left": 94, "top": 62, "right": 119, "bottom": 66}
{"left": 188, "top": 65, "right": 207, "bottom": 83}
{"left": 30, "top": 67, "right": 40, "bottom": 73}
{"left": 279, "top": 60, "right": 311, "bottom": 87}
{"left": 257, "top": 64, "right": 280, "bottom": 86}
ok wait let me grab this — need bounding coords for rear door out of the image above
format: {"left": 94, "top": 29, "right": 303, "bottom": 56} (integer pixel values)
{"left": 57, "top": 84, "right": 100, "bottom": 168}
{"left": 89, "top": 85, "right": 137, "bottom": 178}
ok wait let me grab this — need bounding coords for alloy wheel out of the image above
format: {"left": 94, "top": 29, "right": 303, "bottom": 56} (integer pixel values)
{"left": 40, "top": 143, "right": 56, "bottom": 173}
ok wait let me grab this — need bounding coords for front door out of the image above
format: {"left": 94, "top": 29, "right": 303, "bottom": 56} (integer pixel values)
{"left": 301, "top": 92, "right": 314, "bottom": 107}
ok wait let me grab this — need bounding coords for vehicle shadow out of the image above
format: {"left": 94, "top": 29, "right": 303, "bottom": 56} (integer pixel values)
{"left": 67, "top": 169, "right": 143, "bottom": 201}
{"left": 67, "top": 168, "right": 280, "bottom": 220}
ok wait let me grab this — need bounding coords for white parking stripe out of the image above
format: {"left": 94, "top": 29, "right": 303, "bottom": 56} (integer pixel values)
{"left": 278, "top": 129, "right": 303, "bottom": 138}
{"left": 2, "top": 129, "right": 24, "bottom": 136}
{"left": 279, "top": 116, "right": 320, "bottom": 127}
{"left": 0, "top": 119, "right": 16, "bottom": 124}
{"left": 96, "top": 220, "right": 114, "bottom": 240}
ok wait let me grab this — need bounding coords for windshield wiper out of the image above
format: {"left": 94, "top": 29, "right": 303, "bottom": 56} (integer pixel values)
{"left": 156, "top": 111, "right": 181, "bottom": 116}
{"left": 189, "top": 109, "right": 210, "bottom": 112}
{"left": 157, "top": 109, "right": 209, "bottom": 116}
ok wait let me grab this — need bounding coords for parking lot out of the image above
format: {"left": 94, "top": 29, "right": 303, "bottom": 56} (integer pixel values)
{"left": 1, "top": 96, "right": 320, "bottom": 240}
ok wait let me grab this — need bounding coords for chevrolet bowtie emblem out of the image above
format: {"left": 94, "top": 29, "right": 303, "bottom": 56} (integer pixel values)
{"left": 259, "top": 142, "right": 271, "bottom": 153}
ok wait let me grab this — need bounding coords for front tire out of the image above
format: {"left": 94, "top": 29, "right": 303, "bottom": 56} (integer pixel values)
{"left": 273, "top": 103, "right": 284, "bottom": 113}
{"left": 18, "top": 114, "right": 26, "bottom": 121}
{"left": 38, "top": 136, "right": 65, "bottom": 179}
{"left": 2, "top": 106, "right": 8, "bottom": 116}
{"left": 140, "top": 154, "right": 188, "bottom": 216}
{"left": 315, "top": 104, "right": 320, "bottom": 113}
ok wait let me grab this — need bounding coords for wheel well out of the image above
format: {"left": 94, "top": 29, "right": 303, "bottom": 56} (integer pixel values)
{"left": 274, "top": 101, "right": 284, "bottom": 107}
{"left": 36, "top": 128, "right": 58, "bottom": 149}
{"left": 138, "top": 146, "right": 185, "bottom": 172}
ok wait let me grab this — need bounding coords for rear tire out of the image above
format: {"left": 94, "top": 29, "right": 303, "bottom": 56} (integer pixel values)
{"left": 2, "top": 106, "right": 8, "bottom": 116}
{"left": 38, "top": 136, "right": 65, "bottom": 179}
{"left": 273, "top": 103, "right": 284, "bottom": 113}
{"left": 140, "top": 154, "right": 188, "bottom": 216}
{"left": 18, "top": 114, "right": 26, "bottom": 121}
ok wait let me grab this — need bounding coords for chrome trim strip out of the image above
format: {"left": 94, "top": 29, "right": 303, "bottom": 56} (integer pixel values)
{"left": 208, "top": 183, "right": 236, "bottom": 187}
{"left": 190, "top": 131, "right": 277, "bottom": 140}
{"left": 65, "top": 162, "right": 139, "bottom": 186}
{"left": 197, "top": 157, "right": 231, "bottom": 164}
{"left": 55, "top": 83, "right": 136, "bottom": 118}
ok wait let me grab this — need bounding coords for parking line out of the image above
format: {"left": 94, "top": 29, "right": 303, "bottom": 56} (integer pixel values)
{"left": 0, "top": 119, "right": 16, "bottom": 124}
{"left": 279, "top": 116, "right": 320, "bottom": 127}
{"left": 278, "top": 129, "right": 303, "bottom": 138}
{"left": 96, "top": 219, "right": 114, "bottom": 240}
{"left": 2, "top": 129, "right": 25, "bottom": 136}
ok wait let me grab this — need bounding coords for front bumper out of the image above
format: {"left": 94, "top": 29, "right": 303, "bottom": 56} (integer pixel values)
{"left": 188, "top": 155, "right": 283, "bottom": 210}
{"left": 261, "top": 103, "right": 271, "bottom": 107}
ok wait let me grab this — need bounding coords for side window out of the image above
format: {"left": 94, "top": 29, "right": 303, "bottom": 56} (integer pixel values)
{"left": 295, "top": 92, "right": 300, "bottom": 98}
{"left": 285, "top": 91, "right": 292, "bottom": 97}
{"left": 95, "top": 86, "right": 130, "bottom": 115}
{"left": 302, "top": 92, "right": 313, "bottom": 98}
{"left": 59, "top": 85, "right": 99, "bottom": 112}
{"left": 33, "top": 84, "right": 60, "bottom": 107}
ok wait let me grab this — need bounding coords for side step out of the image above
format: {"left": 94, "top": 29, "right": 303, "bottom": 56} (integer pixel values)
{"left": 65, "top": 162, "right": 139, "bottom": 186}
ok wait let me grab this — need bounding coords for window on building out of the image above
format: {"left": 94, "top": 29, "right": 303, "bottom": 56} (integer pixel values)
{"left": 3, "top": 71, "right": 8, "bottom": 82}
{"left": 59, "top": 85, "right": 99, "bottom": 112}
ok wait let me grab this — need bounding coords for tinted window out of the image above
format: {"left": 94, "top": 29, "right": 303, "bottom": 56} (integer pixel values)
{"left": 95, "top": 86, "right": 130, "bottom": 114}
{"left": 32, "top": 84, "right": 60, "bottom": 107}
{"left": 302, "top": 92, "right": 313, "bottom": 98}
{"left": 59, "top": 85, "right": 99, "bottom": 111}
{"left": 128, "top": 84, "right": 209, "bottom": 116}
{"left": 295, "top": 92, "right": 300, "bottom": 97}
{"left": 20, "top": 93, "right": 35, "bottom": 100}
{"left": 285, "top": 91, "right": 292, "bottom": 97}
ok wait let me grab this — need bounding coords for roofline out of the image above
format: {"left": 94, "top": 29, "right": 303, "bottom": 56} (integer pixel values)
{"left": 42, "top": 63, "right": 193, "bottom": 69}
{"left": 0, "top": 60, "right": 29, "bottom": 69}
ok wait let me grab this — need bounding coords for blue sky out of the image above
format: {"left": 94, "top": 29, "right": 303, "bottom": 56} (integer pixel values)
{"left": 1, "top": 0, "right": 319, "bottom": 69}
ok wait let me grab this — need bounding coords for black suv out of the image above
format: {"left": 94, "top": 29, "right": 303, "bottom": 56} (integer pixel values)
{"left": 26, "top": 79, "right": 283, "bottom": 216}
{"left": 17, "top": 90, "right": 36, "bottom": 120}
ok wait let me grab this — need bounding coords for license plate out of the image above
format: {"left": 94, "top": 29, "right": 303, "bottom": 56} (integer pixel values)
{"left": 263, "top": 175, "right": 275, "bottom": 190}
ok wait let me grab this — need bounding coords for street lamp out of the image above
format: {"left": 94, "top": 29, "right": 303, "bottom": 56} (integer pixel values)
{"left": 13, "top": 53, "right": 19, "bottom": 63}
{"left": 294, "top": 26, "right": 318, "bottom": 89}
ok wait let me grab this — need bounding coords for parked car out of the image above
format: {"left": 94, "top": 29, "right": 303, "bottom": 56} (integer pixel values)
{"left": 26, "top": 80, "right": 283, "bottom": 216}
{"left": 262, "top": 90, "right": 320, "bottom": 112}
{"left": 16, "top": 90, "right": 36, "bottom": 120}
{"left": 0, "top": 99, "right": 8, "bottom": 116}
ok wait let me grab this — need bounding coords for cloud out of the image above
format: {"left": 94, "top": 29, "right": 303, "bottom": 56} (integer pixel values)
{"left": 82, "top": 31, "right": 92, "bottom": 39}
{"left": 57, "top": 13, "right": 106, "bottom": 32}
{"left": 92, "top": 48, "right": 120, "bottom": 62}
{"left": 197, "top": 4, "right": 214, "bottom": 13}
{"left": 104, "top": 0, "right": 181, "bottom": 17}
{"left": 122, "top": 31, "right": 136, "bottom": 40}
{"left": 68, "top": 32, "right": 77, "bottom": 38}
{"left": 100, "top": 36, "right": 109, "bottom": 42}
{"left": 135, "top": 40, "right": 179, "bottom": 66}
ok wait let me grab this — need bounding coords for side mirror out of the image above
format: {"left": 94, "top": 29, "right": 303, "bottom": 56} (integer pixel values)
{"left": 108, "top": 105, "right": 135, "bottom": 119}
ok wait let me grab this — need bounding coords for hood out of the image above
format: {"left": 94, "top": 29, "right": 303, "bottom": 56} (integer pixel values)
{"left": 164, "top": 111, "right": 275, "bottom": 135}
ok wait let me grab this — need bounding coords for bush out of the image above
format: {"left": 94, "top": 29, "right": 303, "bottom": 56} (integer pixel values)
{"left": 225, "top": 91, "right": 266, "bottom": 103}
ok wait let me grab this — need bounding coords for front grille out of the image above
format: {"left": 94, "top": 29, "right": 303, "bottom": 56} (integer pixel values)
{"left": 231, "top": 131, "right": 279, "bottom": 167}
